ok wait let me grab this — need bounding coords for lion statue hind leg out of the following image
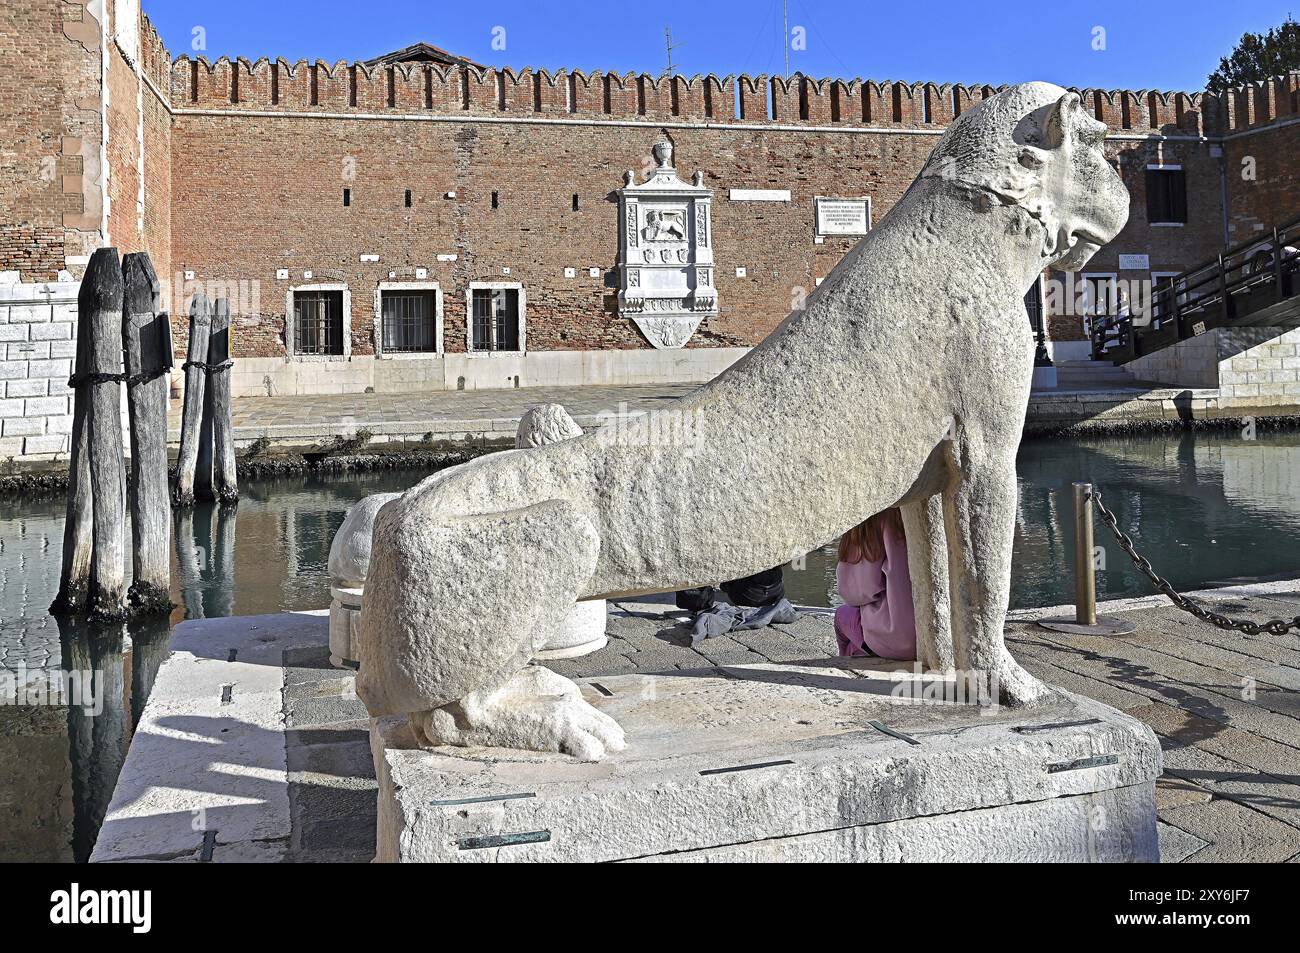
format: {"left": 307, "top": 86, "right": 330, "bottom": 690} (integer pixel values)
{"left": 358, "top": 494, "right": 625, "bottom": 761}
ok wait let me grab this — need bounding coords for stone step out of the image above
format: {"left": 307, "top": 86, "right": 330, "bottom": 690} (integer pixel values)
{"left": 1056, "top": 371, "right": 1136, "bottom": 381}
{"left": 1053, "top": 360, "right": 1138, "bottom": 385}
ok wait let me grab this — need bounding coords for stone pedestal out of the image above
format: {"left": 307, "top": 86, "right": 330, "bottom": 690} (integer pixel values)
{"left": 371, "top": 661, "right": 1161, "bottom": 862}
{"left": 329, "top": 585, "right": 363, "bottom": 669}
{"left": 534, "top": 599, "right": 608, "bottom": 660}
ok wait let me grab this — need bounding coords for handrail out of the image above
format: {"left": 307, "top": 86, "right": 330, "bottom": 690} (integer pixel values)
{"left": 1091, "top": 215, "right": 1300, "bottom": 363}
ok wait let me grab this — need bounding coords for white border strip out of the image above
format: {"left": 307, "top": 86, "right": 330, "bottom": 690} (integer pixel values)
{"left": 159, "top": 103, "right": 1225, "bottom": 142}
{"left": 1007, "top": 575, "right": 1300, "bottom": 622}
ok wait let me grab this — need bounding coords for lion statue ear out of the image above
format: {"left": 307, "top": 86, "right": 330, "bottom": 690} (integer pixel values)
{"left": 1045, "top": 91, "right": 1084, "bottom": 148}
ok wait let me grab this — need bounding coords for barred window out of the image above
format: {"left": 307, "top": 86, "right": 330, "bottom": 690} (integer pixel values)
{"left": 381, "top": 291, "right": 437, "bottom": 353}
{"left": 1023, "top": 280, "right": 1044, "bottom": 333}
{"left": 470, "top": 288, "right": 521, "bottom": 351}
{"left": 293, "top": 290, "right": 344, "bottom": 355}
{"left": 1145, "top": 168, "right": 1187, "bottom": 224}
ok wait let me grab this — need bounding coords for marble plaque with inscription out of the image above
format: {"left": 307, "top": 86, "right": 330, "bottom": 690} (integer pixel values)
{"left": 815, "top": 197, "right": 871, "bottom": 236}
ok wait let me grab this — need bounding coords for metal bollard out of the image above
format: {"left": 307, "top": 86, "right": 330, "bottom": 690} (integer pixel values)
{"left": 1038, "top": 481, "right": 1136, "bottom": 636}
{"left": 1073, "top": 482, "right": 1097, "bottom": 626}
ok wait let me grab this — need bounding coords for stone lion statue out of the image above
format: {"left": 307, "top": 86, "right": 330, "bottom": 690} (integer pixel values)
{"left": 356, "top": 81, "right": 1130, "bottom": 760}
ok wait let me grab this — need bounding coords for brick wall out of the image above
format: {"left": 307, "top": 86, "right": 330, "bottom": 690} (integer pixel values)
{"left": 105, "top": 0, "right": 172, "bottom": 280}
{"left": 163, "top": 58, "right": 1252, "bottom": 362}
{"left": 169, "top": 114, "right": 940, "bottom": 359}
{"left": 0, "top": 0, "right": 104, "bottom": 282}
{"left": 1043, "top": 135, "right": 1228, "bottom": 358}
{"left": 3, "top": 2, "right": 1298, "bottom": 401}
{"left": 1224, "top": 74, "right": 1300, "bottom": 243}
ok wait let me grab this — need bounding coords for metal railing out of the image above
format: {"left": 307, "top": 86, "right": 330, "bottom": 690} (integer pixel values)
{"left": 1091, "top": 215, "right": 1300, "bottom": 364}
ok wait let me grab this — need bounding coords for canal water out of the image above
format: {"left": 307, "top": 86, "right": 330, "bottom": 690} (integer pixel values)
{"left": 2, "top": 430, "right": 1299, "bottom": 860}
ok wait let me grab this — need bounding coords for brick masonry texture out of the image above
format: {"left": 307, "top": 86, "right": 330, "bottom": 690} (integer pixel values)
{"left": 0, "top": 0, "right": 103, "bottom": 280}
{"left": 1, "top": 4, "right": 1297, "bottom": 364}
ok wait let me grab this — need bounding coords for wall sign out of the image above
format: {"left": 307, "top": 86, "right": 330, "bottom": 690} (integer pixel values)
{"left": 1118, "top": 254, "right": 1150, "bottom": 270}
{"left": 729, "top": 189, "right": 791, "bottom": 202}
{"left": 815, "top": 197, "right": 871, "bottom": 237}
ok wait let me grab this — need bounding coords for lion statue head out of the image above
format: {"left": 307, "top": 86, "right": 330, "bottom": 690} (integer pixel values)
{"left": 919, "top": 81, "right": 1129, "bottom": 272}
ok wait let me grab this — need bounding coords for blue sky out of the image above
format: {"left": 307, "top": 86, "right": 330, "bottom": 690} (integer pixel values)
{"left": 144, "top": 0, "right": 1294, "bottom": 92}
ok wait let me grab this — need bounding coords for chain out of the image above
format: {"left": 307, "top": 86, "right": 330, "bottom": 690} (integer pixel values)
{"left": 69, "top": 358, "right": 229, "bottom": 388}
{"left": 1088, "top": 488, "right": 1300, "bottom": 635}
{"left": 67, "top": 365, "right": 171, "bottom": 389}
{"left": 181, "top": 359, "right": 233, "bottom": 374}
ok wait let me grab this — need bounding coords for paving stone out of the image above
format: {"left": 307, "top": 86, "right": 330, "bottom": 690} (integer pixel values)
{"left": 732, "top": 626, "right": 835, "bottom": 662}
{"left": 297, "top": 814, "right": 378, "bottom": 854}
{"left": 1126, "top": 606, "right": 1300, "bottom": 666}
{"left": 1013, "top": 629, "right": 1300, "bottom": 747}
{"left": 609, "top": 616, "right": 689, "bottom": 649}
{"left": 224, "top": 383, "right": 700, "bottom": 444}
{"left": 1206, "top": 773, "right": 1300, "bottom": 831}
{"left": 287, "top": 738, "right": 375, "bottom": 778}
{"left": 624, "top": 650, "right": 701, "bottom": 673}
{"left": 1159, "top": 798, "right": 1300, "bottom": 862}
{"left": 285, "top": 662, "right": 353, "bottom": 687}
{"left": 283, "top": 688, "right": 370, "bottom": 727}
{"left": 290, "top": 776, "right": 378, "bottom": 820}
{"left": 284, "top": 673, "right": 356, "bottom": 700}
{"left": 284, "top": 721, "right": 371, "bottom": 749}
{"left": 1014, "top": 652, "right": 1150, "bottom": 712}
{"left": 284, "top": 645, "right": 333, "bottom": 668}
{"left": 1158, "top": 739, "right": 1256, "bottom": 784}
{"left": 1111, "top": 626, "right": 1300, "bottom": 692}
{"left": 1189, "top": 723, "right": 1300, "bottom": 778}
{"left": 291, "top": 845, "right": 374, "bottom": 864}
{"left": 544, "top": 654, "right": 638, "bottom": 680}
{"left": 603, "top": 635, "right": 638, "bottom": 655}
{"left": 1157, "top": 820, "right": 1211, "bottom": 863}
{"left": 1126, "top": 701, "right": 1227, "bottom": 748}
{"left": 693, "top": 637, "right": 768, "bottom": 667}
{"left": 1156, "top": 775, "right": 1215, "bottom": 811}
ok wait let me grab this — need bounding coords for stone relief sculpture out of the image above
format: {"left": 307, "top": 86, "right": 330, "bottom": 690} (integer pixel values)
{"left": 617, "top": 139, "right": 717, "bottom": 349}
{"left": 357, "top": 82, "right": 1130, "bottom": 760}
{"left": 641, "top": 209, "right": 687, "bottom": 242}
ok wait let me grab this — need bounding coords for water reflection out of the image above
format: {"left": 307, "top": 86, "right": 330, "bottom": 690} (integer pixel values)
{"left": 2, "top": 433, "right": 1299, "bottom": 861}
{"left": 781, "top": 431, "right": 1300, "bottom": 609}
{"left": 0, "top": 468, "right": 438, "bottom": 863}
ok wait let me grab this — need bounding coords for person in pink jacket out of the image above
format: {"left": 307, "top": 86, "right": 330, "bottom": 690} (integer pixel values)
{"left": 833, "top": 508, "right": 917, "bottom": 660}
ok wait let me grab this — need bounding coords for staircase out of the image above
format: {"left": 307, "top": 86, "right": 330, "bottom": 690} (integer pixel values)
{"left": 1095, "top": 214, "right": 1300, "bottom": 364}
{"left": 1052, "top": 359, "right": 1139, "bottom": 390}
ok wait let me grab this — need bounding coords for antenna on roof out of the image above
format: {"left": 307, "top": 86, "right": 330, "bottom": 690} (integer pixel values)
{"left": 784, "top": 0, "right": 789, "bottom": 80}
{"left": 662, "top": 27, "right": 683, "bottom": 79}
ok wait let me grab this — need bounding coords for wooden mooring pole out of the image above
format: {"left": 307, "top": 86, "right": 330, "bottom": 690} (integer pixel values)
{"left": 174, "top": 293, "right": 211, "bottom": 506}
{"left": 51, "top": 251, "right": 111, "bottom": 615}
{"left": 122, "top": 252, "right": 174, "bottom": 615}
{"left": 85, "top": 248, "right": 128, "bottom": 622}
{"left": 207, "top": 297, "right": 239, "bottom": 503}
